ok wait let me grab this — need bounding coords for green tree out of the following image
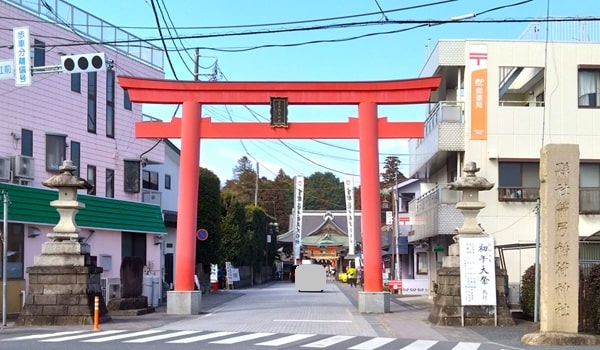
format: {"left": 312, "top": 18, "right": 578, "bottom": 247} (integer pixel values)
{"left": 258, "top": 169, "right": 293, "bottom": 231}
{"left": 304, "top": 172, "right": 345, "bottom": 210}
{"left": 223, "top": 156, "right": 257, "bottom": 205}
{"left": 195, "top": 167, "right": 222, "bottom": 267}
{"left": 244, "top": 205, "right": 270, "bottom": 284}
{"left": 381, "top": 156, "right": 407, "bottom": 187}
{"left": 219, "top": 189, "right": 247, "bottom": 265}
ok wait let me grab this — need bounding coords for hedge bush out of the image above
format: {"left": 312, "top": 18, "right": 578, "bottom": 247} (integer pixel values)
{"left": 520, "top": 263, "right": 600, "bottom": 334}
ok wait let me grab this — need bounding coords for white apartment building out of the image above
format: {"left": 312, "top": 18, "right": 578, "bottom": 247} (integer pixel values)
{"left": 408, "top": 21, "right": 600, "bottom": 298}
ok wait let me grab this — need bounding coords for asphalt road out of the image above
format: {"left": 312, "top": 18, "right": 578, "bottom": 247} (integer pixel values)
{"left": 1, "top": 280, "right": 599, "bottom": 350}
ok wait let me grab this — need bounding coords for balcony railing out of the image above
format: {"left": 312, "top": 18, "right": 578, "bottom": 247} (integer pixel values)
{"left": 408, "top": 184, "right": 463, "bottom": 241}
{"left": 498, "top": 187, "right": 600, "bottom": 214}
{"left": 497, "top": 187, "right": 539, "bottom": 202}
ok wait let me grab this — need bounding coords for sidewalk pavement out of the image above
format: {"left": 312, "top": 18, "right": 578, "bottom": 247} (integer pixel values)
{"left": 335, "top": 280, "right": 534, "bottom": 349}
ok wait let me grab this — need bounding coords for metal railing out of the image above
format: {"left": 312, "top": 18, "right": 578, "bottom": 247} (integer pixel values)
{"left": 5, "top": 0, "right": 163, "bottom": 69}
{"left": 497, "top": 187, "right": 539, "bottom": 202}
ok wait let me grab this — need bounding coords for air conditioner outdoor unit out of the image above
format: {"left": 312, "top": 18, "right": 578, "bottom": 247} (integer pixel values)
{"left": 11, "top": 155, "right": 35, "bottom": 179}
{"left": 0, "top": 156, "right": 10, "bottom": 181}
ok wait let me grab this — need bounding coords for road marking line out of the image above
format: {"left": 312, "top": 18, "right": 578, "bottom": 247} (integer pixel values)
{"left": 82, "top": 329, "right": 164, "bottom": 342}
{"left": 123, "top": 330, "right": 202, "bottom": 343}
{"left": 451, "top": 342, "right": 481, "bottom": 349}
{"left": 401, "top": 339, "right": 438, "bottom": 349}
{"left": 166, "top": 331, "right": 237, "bottom": 344}
{"left": 210, "top": 332, "right": 275, "bottom": 344}
{"left": 301, "top": 335, "right": 355, "bottom": 348}
{"left": 256, "top": 333, "right": 316, "bottom": 346}
{"left": 273, "top": 319, "right": 352, "bottom": 323}
{"left": 348, "top": 337, "right": 396, "bottom": 349}
{"left": 3, "top": 331, "right": 84, "bottom": 341}
{"left": 40, "top": 330, "right": 126, "bottom": 342}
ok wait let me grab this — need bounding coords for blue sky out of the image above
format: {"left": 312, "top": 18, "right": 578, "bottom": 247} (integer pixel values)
{"left": 67, "top": 0, "right": 600, "bottom": 183}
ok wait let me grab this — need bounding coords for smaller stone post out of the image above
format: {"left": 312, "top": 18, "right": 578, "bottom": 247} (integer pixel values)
{"left": 16, "top": 160, "right": 110, "bottom": 326}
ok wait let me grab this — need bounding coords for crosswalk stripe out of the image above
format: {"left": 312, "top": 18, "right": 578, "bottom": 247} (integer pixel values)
{"left": 451, "top": 342, "right": 481, "bottom": 349}
{"left": 210, "top": 332, "right": 275, "bottom": 344}
{"left": 166, "top": 331, "right": 237, "bottom": 344}
{"left": 301, "top": 335, "right": 355, "bottom": 348}
{"left": 3, "top": 330, "right": 85, "bottom": 341}
{"left": 82, "top": 329, "right": 164, "bottom": 342}
{"left": 123, "top": 330, "right": 202, "bottom": 343}
{"left": 255, "top": 333, "right": 316, "bottom": 346}
{"left": 401, "top": 339, "right": 438, "bottom": 349}
{"left": 39, "top": 330, "right": 126, "bottom": 342}
{"left": 348, "top": 337, "right": 396, "bottom": 350}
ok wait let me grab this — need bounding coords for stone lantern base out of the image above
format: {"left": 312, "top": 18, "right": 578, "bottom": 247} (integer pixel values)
{"left": 16, "top": 242, "right": 111, "bottom": 326}
{"left": 428, "top": 266, "right": 515, "bottom": 327}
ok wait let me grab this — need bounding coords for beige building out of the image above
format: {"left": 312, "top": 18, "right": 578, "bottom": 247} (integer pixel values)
{"left": 407, "top": 21, "right": 600, "bottom": 300}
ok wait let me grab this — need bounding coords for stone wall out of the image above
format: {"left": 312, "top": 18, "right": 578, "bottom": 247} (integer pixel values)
{"left": 429, "top": 266, "right": 514, "bottom": 327}
{"left": 16, "top": 265, "right": 110, "bottom": 326}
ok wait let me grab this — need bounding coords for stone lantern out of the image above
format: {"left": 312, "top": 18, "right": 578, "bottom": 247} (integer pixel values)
{"left": 16, "top": 160, "right": 110, "bottom": 326}
{"left": 428, "top": 161, "right": 514, "bottom": 327}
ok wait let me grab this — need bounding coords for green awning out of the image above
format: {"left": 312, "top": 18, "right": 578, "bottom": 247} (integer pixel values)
{"left": 0, "top": 183, "right": 166, "bottom": 235}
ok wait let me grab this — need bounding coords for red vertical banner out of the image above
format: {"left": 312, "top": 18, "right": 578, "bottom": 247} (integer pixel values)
{"left": 469, "top": 45, "right": 488, "bottom": 140}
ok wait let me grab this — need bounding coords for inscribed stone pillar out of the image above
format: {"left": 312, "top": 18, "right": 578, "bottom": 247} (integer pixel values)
{"left": 539, "top": 144, "right": 579, "bottom": 333}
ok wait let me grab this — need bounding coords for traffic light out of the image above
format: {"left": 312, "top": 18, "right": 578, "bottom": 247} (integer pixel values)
{"left": 61, "top": 53, "right": 106, "bottom": 74}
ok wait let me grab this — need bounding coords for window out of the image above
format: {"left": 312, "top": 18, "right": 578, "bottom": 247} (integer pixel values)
{"left": 498, "top": 162, "right": 540, "bottom": 201}
{"left": 122, "top": 231, "right": 147, "bottom": 262}
{"left": 579, "top": 69, "right": 600, "bottom": 107}
{"left": 70, "top": 141, "right": 80, "bottom": 177}
{"left": 416, "top": 252, "right": 428, "bottom": 275}
{"left": 106, "top": 168, "right": 114, "bottom": 198}
{"left": 71, "top": 73, "right": 81, "bottom": 93}
{"left": 580, "top": 163, "right": 600, "bottom": 214}
{"left": 498, "top": 66, "right": 545, "bottom": 107}
{"left": 124, "top": 160, "right": 141, "bottom": 193}
{"left": 33, "top": 39, "right": 45, "bottom": 67}
{"left": 124, "top": 89, "right": 132, "bottom": 110}
{"left": 399, "top": 192, "right": 415, "bottom": 213}
{"left": 45, "top": 134, "right": 66, "bottom": 171}
{"left": 143, "top": 170, "right": 159, "bottom": 190}
{"left": 165, "top": 174, "right": 171, "bottom": 189}
{"left": 1, "top": 224, "right": 24, "bottom": 279}
{"left": 106, "top": 70, "right": 115, "bottom": 138}
{"left": 87, "top": 165, "right": 96, "bottom": 195}
{"left": 88, "top": 72, "right": 97, "bottom": 133}
{"left": 21, "top": 128, "right": 33, "bottom": 156}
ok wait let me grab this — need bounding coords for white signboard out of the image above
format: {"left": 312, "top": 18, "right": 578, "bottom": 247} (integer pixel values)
{"left": 459, "top": 236, "right": 496, "bottom": 306}
{"left": 344, "top": 176, "right": 356, "bottom": 255}
{"left": 0, "top": 59, "right": 13, "bottom": 80}
{"left": 292, "top": 176, "right": 304, "bottom": 260}
{"left": 210, "top": 263, "right": 218, "bottom": 283}
{"left": 13, "top": 26, "right": 31, "bottom": 86}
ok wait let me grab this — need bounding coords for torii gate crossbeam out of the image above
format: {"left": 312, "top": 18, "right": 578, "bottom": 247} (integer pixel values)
{"left": 119, "top": 76, "right": 441, "bottom": 314}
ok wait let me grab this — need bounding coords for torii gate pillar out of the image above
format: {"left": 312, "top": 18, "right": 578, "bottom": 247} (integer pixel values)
{"left": 119, "top": 77, "right": 441, "bottom": 315}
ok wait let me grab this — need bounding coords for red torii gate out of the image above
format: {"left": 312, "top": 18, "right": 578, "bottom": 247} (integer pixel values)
{"left": 119, "top": 76, "right": 440, "bottom": 313}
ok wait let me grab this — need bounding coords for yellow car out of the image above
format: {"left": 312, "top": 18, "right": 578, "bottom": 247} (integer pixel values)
{"left": 338, "top": 272, "right": 348, "bottom": 283}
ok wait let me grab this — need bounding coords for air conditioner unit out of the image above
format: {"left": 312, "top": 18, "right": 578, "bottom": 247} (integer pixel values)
{"left": 11, "top": 155, "right": 35, "bottom": 179}
{"left": 0, "top": 156, "right": 10, "bottom": 181}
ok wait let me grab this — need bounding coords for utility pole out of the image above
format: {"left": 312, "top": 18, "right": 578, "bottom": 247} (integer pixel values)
{"left": 2, "top": 190, "right": 8, "bottom": 326}
{"left": 255, "top": 162, "right": 259, "bottom": 206}
{"left": 193, "top": 48, "right": 199, "bottom": 81}
{"left": 393, "top": 175, "right": 400, "bottom": 280}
